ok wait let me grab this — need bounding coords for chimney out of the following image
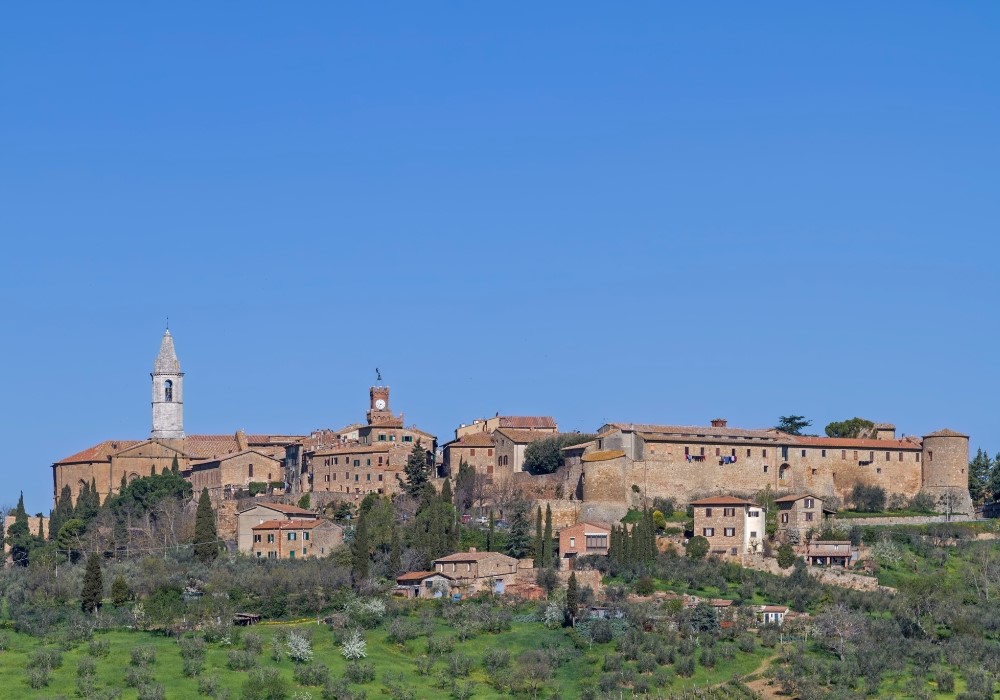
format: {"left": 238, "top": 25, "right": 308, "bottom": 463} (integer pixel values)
{"left": 711, "top": 418, "right": 728, "bottom": 428}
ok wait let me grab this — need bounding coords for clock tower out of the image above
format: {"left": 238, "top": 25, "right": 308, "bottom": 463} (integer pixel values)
{"left": 367, "top": 386, "right": 402, "bottom": 427}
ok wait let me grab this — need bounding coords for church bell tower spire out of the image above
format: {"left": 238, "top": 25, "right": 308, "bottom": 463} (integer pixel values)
{"left": 151, "top": 328, "right": 184, "bottom": 439}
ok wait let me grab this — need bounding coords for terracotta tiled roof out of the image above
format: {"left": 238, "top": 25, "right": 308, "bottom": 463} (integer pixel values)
{"left": 239, "top": 502, "right": 317, "bottom": 516}
{"left": 924, "top": 428, "right": 968, "bottom": 438}
{"left": 874, "top": 423, "right": 896, "bottom": 430}
{"left": 54, "top": 434, "right": 298, "bottom": 465}
{"left": 445, "top": 433, "right": 496, "bottom": 448}
{"left": 622, "top": 424, "right": 780, "bottom": 440}
{"left": 581, "top": 450, "right": 625, "bottom": 462}
{"left": 496, "top": 416, "right": 556, "bottom": 430}
{"left": 396, "top": 571, "right": 454, "bottom": 583}
{"left": 774, "top": 494, "right": 820, "bottom": 504}
{"left": 788, "top": 435, "right": 921, "bottom": 449}
{"left": 251, "top": 518, "right": 329, "bottom": 530}
{"left": 758, "top": 605, "right": 788, "bottom": 613}
{"left": 312, "top": 443, "right": 391, "bottom": 456}
{"left": 434, "top": 550, "right": 517, "bottom": 564}
{"left": 55, "top": 440, "right": 144, "bottom": 464}
{"left": 190, "top": 449, "right": 282, "bottom": 467}
{"left": 689, "top": 496, "right": 757, "bottom": 506}
{"left": 494, "top": 428, "right": 558, "bottom": 444}
{"left": 561, "top": 440, "right": 596, "bottom": 452}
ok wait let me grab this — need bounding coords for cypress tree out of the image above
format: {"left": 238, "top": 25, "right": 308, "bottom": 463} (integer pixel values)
{"left": 534, "top": 506, "right": 543, "bottom": 563}
{"left": 119, "top": 474, "right": 128, "bottom": 494}
{"left": 80, "top": 553, "right": 103, "bottom": 613}
{"left": 193, "top": 488, "right": 219, "bottom": 562}
{"left": 543, "top": 504, "right": 553, "bottom": 568}
{"left": 441, "top": 477, "right": 453, "bottom": 506}
{"left": 7, "top": 492, "right": 31, "bottom": 567}
{"left": 50, "top": 484, "right": 73, "bottom": 541}
{"left": 171, "top": 455, "right": 180, "bottom": 474}
{"left": 351, "top": 510, "right": 370, "bottom": 584}
{"left": 486, "top": 511, "right": 495, "bottom": 552}
{"left": 150, "top": 465, "right": 156, "bottom": 476}
{"left": 566, "top": 571, "right": 579, "bottom": 626}
{"left": 506, "top": 501, "right": 532, "bottom": 559}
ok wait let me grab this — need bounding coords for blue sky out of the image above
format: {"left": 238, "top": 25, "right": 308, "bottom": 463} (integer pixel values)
{"left": 2, "top": 4, "right": 998, "bottom": 512}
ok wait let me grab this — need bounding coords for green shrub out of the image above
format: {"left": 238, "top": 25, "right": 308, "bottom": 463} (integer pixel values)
{"left": 228, "top": 649, "right": 258, "bottom": 671}
{"left": 183, "top": 656, "right": 205, "bottom": 677}
{"left": 686, "top": 536, "right": 709, "bottom": 559}
{"left": 676, "top": 655, "right": 695, "bottom": 678}
{"left": 426, "top": 635, "right": 455, "bottom": 656}
{"left": 25, "top": 667, "right": 50, "bottom": 689}
{"left": 77, "top": 655, "right": 98, "bottom": 677}
{"left": 387, "top": 617, "right": 420, "bottom": 644}
{"left": 483, "top": 647, "right": 510, "bottom": 674}
{"left": 198, "top": 674, "right": 221, "bottom": 697}
{"left": 293, "top": 662, "right": 329, "bottom": 687}
{"left": 138, "top": 683, "right": 166, "bottom": 700}
{"left": 634, "top": 576, "right": 655, "bottom": 595}
{"left": 88, "top": 638, "right": 111, "bottom": 657}
{"left": 27, "top": 647, "right": 63, "bottom": 670}
{"left": 591, "top": 619, "right": 614, "bottom": 644}
{"left": 445, "top": 652, "right": 473, "bottom": 678}
{"left": 242, "top": 667, "right": 288, "bottom": 700}
{"left": 243, "top": 632, "right": 263, "bottom": 655}
{"left": 125, "top": 666, "right": 155, "bottom": 687}
{"left": 344, "top": 661, "right": 375, "bottom": 684}
{"left": 130, "top": 645, "right": 157, "bottom": 667}
{"left": 936, "top": 669, "right": 955, "bottom": 693}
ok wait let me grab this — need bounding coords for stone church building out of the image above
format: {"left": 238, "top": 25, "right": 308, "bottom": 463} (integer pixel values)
{"left": 51, "top": 330, "right": 300, "bottom": 505}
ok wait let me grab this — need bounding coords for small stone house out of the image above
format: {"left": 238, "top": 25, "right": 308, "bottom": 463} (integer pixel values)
{"left": 774, "top": 494, "right": 834, "bottom": 535}
{"left": 433, "top": 548, "right": 519, "bottom": 594}
{"left": 804, "top": 540, "right": 857, "bottom": 567}
{"left": 236, "top": 502, "right": 318, "bottom": 553}
{"left": 689, "top": 496, "right": 766, "bottom": 559}
{"left": 559, "top": 522, "right": 611, "bottom": 568}
{"left": 250, "top": 518, "right": 342, "bottom": 560}
{"left": 756, "top": 605, "right": 788, "bottom": 626}
{"left": 394, "top": 571, "right": 454, "bottom": 599}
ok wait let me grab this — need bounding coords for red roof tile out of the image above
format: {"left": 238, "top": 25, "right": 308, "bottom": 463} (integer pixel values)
{"left": 494, "top": 428, "right": 558, "bottom": 444}
{"left": 251, "top": 518, "right": 330, "bottom": 530}
{"left": 445, "top": 433, "right": 496, "bottom": 448}
{"left": 239, "top": 502, "right": 317, "bottom": 516}
{"left": 496, "top": 416, "right": 556, "bottom": 430}
{"left": 788, "top": 436, "right": 922, "bottom": 449}
{"left": 689, "top": 496, "right": 757, "bottom": 506}
{"left": 396, "top": 571, "right": 454, "bottom": 583}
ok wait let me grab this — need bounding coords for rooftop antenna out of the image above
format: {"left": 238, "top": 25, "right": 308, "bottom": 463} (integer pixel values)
{"left": 376, "top": 367, "right": 382, "bottom": 383}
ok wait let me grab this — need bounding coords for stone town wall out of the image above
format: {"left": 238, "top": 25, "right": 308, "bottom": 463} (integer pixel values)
{"left": 830, "top": 514, "right": 981, "bottom": 527}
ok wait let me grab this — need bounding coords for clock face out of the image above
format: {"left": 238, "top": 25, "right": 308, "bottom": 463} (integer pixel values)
{"left": 375, "top": 399, "right": 386, "bottom": 410}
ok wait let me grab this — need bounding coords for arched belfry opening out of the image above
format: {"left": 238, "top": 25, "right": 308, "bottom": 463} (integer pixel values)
{"left": 164, "top": 379, "right": 173, "bottom": 402}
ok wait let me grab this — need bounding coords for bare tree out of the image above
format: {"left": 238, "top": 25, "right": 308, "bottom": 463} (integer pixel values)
{"left": 486, "top": 477, "right": 522, "bottom": 521}
{"left": 813, "top": 603, "right": 863, "bottom": 661}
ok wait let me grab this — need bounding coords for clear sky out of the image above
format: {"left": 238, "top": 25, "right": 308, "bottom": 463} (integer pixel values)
{"left": 2, "top": 4, "right": 998, "bottom": 513}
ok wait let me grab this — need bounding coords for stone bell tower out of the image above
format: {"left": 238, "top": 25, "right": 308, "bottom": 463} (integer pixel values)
{"left": 151, "top": 328, "right": 184, "bottom": 439}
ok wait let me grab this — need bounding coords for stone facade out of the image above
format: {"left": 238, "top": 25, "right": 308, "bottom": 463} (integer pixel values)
{"left": 691, "top": 496, "right": 765, "bottom": 559}
{"left": 454, "top": 416, "right": 556, "bottom": 440}
{"left": 558, "top": 522, "right": 610, "bottom": 568}
{"left": 433, "top": 549, "right": 519, "bottom": 594}
{"left": 187, "top": 450, "right": 284, "bottom": 499}
{"left": 775, "top": 494, "right": 832, "bottom": 534}
{"left": 493, "top": 428, "right": 556, "bottom": 477}
{"left": 250, "top": 518, "right": 342, "bottom": 559}
{"left": 236, "top": 502, "right": 318, "bottom": 553}
{"left": 3, "top": 515, "right": 48, "bottom": 553}
{"left": 441, "top": 432, "right": 496, "bottom": 479}
{"left": 585, "top": 420, "right": 972, "bottom": 515}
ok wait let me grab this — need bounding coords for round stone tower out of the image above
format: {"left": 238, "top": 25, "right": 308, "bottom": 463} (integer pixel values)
{"left": 581, "top": 450, "right": 628, "bottom": 502}
{"left": 921, "top": 429, "right": 972, "bottom": 514}
{"left": 151, "top": 328, "right": 184, "bottom": 439}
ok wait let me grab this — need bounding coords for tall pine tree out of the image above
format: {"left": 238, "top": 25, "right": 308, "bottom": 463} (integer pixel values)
{"left": 566, "top": 571, "right": 579, "bottom": 626}
{"left": 542, "top": 504, "right": 553, "bottom": 568}
{"left": 403, "top": 440, "right": 430, "bottom": 497}
{"left": 534, "top": 506, "right": 543, "bottom": 563}
{"left": 506, "top": 501, "right": 532, "bottom": 559}
{"left": 7, "top": 492, "right": 31, "bottom": 567}
{"left": 49, "top": 484, "right": 74, "bottom": 542}
{"left": 193, "top": 488, "right": 219, "bottom": 562}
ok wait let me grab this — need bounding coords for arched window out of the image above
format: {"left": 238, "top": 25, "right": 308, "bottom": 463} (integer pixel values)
{"left": 164, "top": 380, "right": 173, "bottom": 402}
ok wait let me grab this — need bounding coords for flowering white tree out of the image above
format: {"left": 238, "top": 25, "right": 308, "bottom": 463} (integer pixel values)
{"left": 341, "top": 629, "right": 367, "bottom": 661}
{"left": 286, "top": 631, "right": 313, "bottom": 663}
{"left": 544, "top": 601, "right": 563, "bottom": 629}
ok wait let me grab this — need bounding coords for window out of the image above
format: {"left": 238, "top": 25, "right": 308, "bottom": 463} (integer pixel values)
{"left": 586, "top": 535, "right": 607, "bottom": 549}
{"left": 705, "top": 508, "right": 713, "bottom": 517}
{"left": 801, "top": 449, "right": 807, "bottom": 457}
{"left": 267, "top": 534, "right": 275, "bottom": 543}
{"left": 812, "top": 468, "right": 817, "bottom": 475}
{"left": 334, "top": 457, "right": 339, "bottom": 465}
{"left": 750, "top": 531, "right": 758, "bottom": 538}
{"left": 916, "top": 453, "right": 921, "bottom": 462}
{"left": 749, "top": 510, "right": 760, "bottom": 517}
{"left": 763, "top": 449, "right": 767, "bottom": 458}
{"left": 378, "top": 474, "right": 383, "bottom": 481}
{"left": 723, "top": 507, "right": 735, "bottom": 517}
{"left": 821, "top": 449, "right": 827, "bottom": 458}
{"left": 164, "top": 379, "right": 173, "bottom": 402}
{"left": 928, "top": 451, "right": 933, "bottom": 461}
{"left": 716, "top": 448, "right": 721, "bottom": 456}
{"left": 366, "top": 459, "right": 371, "bottom": 466}
{"left": 403, "top": 435, "right": 413, "bottom": 443}
{"left": 730, "top": 547, "right": 738, "bottom": 556}
{"left": 253, "top": 534, "right": 262, "bottom": 543}
{"left": 842, "top": 450, "right": 846, "bottom": 459}
{"left": 268, "top": 551, "right": 277, "bottom": 559}
{"left": 703, "top": 528, "right": 715, "bottom": 537}
{"left": 886, "top": 451, "right": 891, "bottom": 461}
{"left": 805, "top": 512, "right": 814, "bottom": 522}
{"left": 854, "top": 451, "right": 858, "bottom": 460}
{"left": 700, "top": 447, "right": 705, "bottom": 456}
{"left": 289, "top": 550, "right": 295, "bottom": 558}
{"left": 304, "top": 532, "right": 310, "bottom": 541}
{"left": 570, "top": 537, "right": 576, "bottom": 547}
{"left": 898, "top": 452, "right": 903, "bottom": 462}
{"left": 288, "top": 532, "right": 297, "bottom": 541}
{"left": 256, "top": 551, "right": 262, "bottom": 558}
{"left": 724, "top": 528, "right": 735, "bottom": 537}
{"left": 781, "top": 513, "right": 789, "bottom": 524}
{"left": 876, "top": 468, "right": 882, "bottom": 474}
{"left": 805, "top": 498, "right": 814, "bottom": 508}
{"left": 248, "top": 463, "right": 254, "bottom": 478}
{"left": 488, "top": 449, "right": 493, "bottom": 456}
{"left": 685, "top": 447, "right": 690, "bottom": 456}
{"left": 470, "top": 449, "right": 476, "bottom": 456}
{"left": 747, "top": 448, "right": 751, "bottom": 457}
{"left": 353, "top": 460, "right": 360, "bottom": 467}
{"left": 764, "top": 465, "right": 768, "bottom": 473}
{"left": 354, "top": 474, "right": 359, "bottom": 482}
{"left": 869, "top": 451, "right": 874, "bottom": 462}
{"left": 378, "top": 434, "right": 386, "bottom": 441}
